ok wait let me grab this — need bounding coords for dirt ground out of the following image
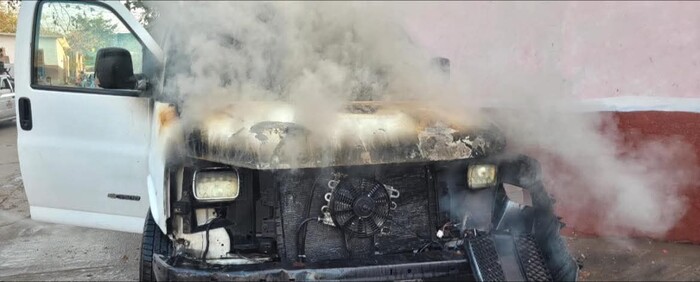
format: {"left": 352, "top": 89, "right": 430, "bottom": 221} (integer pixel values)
{"left": 567, "top": 236, "right": 700, "bottom": 281}
{"left": 1, "top": 122, "right": 700, "bottom": 281}
{"left": 0, "top": 122, "right": 139, "bottom": 280}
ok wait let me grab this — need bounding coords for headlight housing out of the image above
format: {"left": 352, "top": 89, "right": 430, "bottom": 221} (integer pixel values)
{"left": 468, "top": 164, "right": 497, "bottom": 189}
{"left": 193, "top": 168, "right": 240, "bottom": 202}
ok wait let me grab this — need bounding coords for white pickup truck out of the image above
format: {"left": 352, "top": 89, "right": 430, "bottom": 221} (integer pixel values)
{"left": 0, "top": 61, "right": 15, "bottom": 123}
{"left": 0, "top": 73, "right": 14, "bottom": 123}
{"left": 15, "top": 1, "right": 577, "bottom": 281}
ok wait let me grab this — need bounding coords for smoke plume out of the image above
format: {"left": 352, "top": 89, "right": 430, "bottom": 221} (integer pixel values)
{"left": 150, "top": 2, "right": 698, "bottom": 236}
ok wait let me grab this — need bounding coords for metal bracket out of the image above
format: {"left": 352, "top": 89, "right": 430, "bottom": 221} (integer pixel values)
{"left": 172, "top": 201, "right": 191, "bottom": 215}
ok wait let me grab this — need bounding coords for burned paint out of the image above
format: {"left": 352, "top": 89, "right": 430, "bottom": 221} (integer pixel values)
{"left": 158, "top": 105, "right": 179, "bottom": 134}
{"left": 182, "top": 102, "right": 506, "bottom": 169}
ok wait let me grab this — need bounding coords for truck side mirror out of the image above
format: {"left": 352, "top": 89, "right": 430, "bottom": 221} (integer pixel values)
{"left": 95, "top": 47, "right": 135, "bottom": 89}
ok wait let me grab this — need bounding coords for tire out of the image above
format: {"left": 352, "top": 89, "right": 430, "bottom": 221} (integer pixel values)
{"left": 139, "top": 210, "right": 172, "bottom": 282}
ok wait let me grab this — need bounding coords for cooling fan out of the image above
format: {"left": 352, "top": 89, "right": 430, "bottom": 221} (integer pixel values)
{"left": 325, "top": 177, "right": 398, "bottom": 237}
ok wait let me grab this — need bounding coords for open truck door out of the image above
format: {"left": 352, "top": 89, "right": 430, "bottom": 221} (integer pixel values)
{"left": 15, "top": 0, "right": 162, "bottom": 233}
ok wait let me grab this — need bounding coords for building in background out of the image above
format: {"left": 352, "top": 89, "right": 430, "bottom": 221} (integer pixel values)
{"left": 35, "top": 35, "right": 73, "bottom": 85}
{"left": 0, "top": 32, "right": 15, "bottom": 64}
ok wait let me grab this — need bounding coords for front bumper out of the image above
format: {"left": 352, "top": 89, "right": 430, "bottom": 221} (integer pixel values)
{"left": 153, "top": 252, "right": 470, "bottom": 281}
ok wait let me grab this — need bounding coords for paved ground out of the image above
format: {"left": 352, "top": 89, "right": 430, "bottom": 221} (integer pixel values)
{"left": 0, "top": 122, "right": 699, "bottom": 281}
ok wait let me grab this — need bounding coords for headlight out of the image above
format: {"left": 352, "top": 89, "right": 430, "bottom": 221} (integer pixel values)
{"left": 193, "top": 168, "right": 240, "bottom": 202}
{"left": 468, "top": 164, "right": 497, "bottom": 189}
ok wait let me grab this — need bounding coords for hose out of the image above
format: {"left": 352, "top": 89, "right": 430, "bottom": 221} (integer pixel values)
{"left": 201, "top": 214, "right": 235, "bottom": 264}
{"left": 296, "top": 217, "right": 319, "bottom": 263}
{"left": 299, "top": 176, "right": 323, "bottom": 245}
{"left": 296, "top": 175, "right": 324, "bottom": 263}
{"left": 201, "top": 217, "right": 222, "bottom": 263}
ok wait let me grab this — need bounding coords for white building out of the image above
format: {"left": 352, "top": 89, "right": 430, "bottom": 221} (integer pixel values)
{"left": 0, "top": 32, "right": 15, "bottom": 64}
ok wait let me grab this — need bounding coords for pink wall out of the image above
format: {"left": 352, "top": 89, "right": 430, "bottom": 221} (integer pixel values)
{"left": 401, "top": 2, "right": 700, "bottom": 99}
{"left": 401, "top": 2, "right": 700, "bottom": 242}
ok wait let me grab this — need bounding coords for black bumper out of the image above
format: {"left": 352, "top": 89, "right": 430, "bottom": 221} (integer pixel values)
{"left": 153, "top": 253, "right": 470, "bottom": 281}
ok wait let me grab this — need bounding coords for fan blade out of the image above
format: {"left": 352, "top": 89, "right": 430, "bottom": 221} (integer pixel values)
{"left": 358, "top": 217, "right": 366, "bottom": 234}
{"left": 367, "top": 215, "right": 380, "bottom": 231}
{"left": 372, "top": 197, "right": 388, "bottom": 205}
{"left": 348, "top": 181, "right": 361, "bottom": 199}
{"left": 370, "top": 188, "right": 388, "bottom": 201}
{"left": 372, "top": 212, "right": 387, "bottom": 227}
{"left": 333, "top": 208, "right": 355, "bottom": 218}
{"left": 336, "top": 188, "right": 354, "bottom": 203}
{"left": 373, "top": 212, "right": 388, "bottom": 223}
{"left": 341, "top": 214, "right": 358, "bottom": 229}
{"left": 361, "top": 178, "right": 373, "bottom": 194}
{"left": 368, "top": 184, "right": 380, "bottom": 197}
{"left": 335, "top": 201, "right": 353, "bottom": 212}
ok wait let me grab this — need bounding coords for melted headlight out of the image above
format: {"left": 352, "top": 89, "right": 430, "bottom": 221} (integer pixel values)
{"left": 468, "top": 164, "right": 497, "bottom": 189}
{"left": 193, "top": 168, "right": 240, "bottom": 202}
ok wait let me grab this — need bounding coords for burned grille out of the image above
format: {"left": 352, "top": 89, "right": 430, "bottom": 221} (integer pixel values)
{"left": 467, "top": 235, "right": 506, "bottom": 281}
{"left": 515, "top": 234, "right": 552, "bottom": 281}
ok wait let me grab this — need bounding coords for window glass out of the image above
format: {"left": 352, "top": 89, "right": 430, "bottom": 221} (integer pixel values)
{"left": 0, "top": 79, "right": 9, "bottom": 90}
{"left": 33, "top": 2, "right": 144, "bottom": 89}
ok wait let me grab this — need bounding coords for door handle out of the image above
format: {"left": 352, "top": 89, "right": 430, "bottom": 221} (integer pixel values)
{"left": 18, "top": 97, "right": 32, "bottom": 130}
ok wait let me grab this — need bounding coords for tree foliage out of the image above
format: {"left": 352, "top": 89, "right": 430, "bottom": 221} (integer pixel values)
{"left": 65, "top": 14, "right": 118, "bottom": 58}
{"left": 0, "top": 0, "right": 156, "bottom": 35}
{"left": 0, "top": 2, "right": 19, "bottom": 33}
{"left": 3, "top": 0, "right": 19, "bottom": 11}
{"left": 123, "top": 0, "right": 157, "bottom": 28}
{"left": 38, "top": 2, "right": 124, "bottom": 67}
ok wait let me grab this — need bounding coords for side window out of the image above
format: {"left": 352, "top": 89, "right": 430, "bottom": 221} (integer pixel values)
{"left": 33, "top": 1, "right": 144, "bottom": 90}
{"left": 0, "top": 79, "right": 9, "bottom": 90}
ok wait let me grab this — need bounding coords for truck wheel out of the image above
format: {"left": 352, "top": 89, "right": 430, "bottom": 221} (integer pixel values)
{"left": 139, "top": 210, "right": 172, "bottom": 282}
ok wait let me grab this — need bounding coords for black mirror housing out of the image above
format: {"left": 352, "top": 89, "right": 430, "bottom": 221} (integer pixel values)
{"left": 95, "top": 47, "right": 135, "bottom": 89}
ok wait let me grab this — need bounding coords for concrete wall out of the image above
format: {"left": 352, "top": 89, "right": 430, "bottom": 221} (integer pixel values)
{"left": 400, "top": 2, "right": 700, "bottom": 242}
{"left": 402, "top": 1, "right": 700, "bottom": 100}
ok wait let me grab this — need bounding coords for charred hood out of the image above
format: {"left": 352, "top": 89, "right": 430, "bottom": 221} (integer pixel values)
{"left": 184, "top": 102, "right": 505, "bottom": 169}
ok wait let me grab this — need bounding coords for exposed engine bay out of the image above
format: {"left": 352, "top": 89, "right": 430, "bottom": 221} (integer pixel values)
{"left": 162, "top": 154, "right": 579, "bottom": 281}
{"left": 170, "top": 161, "right": 460, "bottom": 264}
{"left": 147, "top": 100, "right": 580, "bottom": 281}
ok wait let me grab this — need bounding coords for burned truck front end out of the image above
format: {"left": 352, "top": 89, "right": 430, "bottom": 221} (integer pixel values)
{"left": 150, "top": 102, "right": 578, "bottom": 281}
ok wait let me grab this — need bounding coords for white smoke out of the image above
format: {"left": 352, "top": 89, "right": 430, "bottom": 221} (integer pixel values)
{"left": 150, "top": 2, "right": 698, "bottom": 236}
{"left": 152, "top": 2, "right": 459, "bottom": 134}
{"left": 397, "top": 1, "right": 700, "bottom": 236}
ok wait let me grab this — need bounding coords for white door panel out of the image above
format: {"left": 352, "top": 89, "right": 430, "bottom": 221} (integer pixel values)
{"left": 16, "top": 0, "right": 161, "bottom": 232}
{"left": 19, "top": 91, "right": 152, "bottom": 227}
